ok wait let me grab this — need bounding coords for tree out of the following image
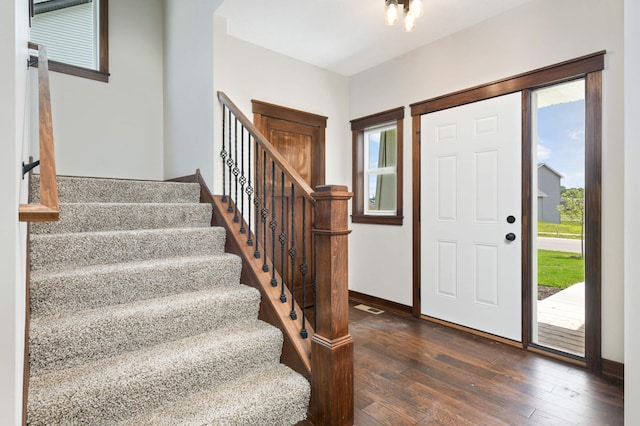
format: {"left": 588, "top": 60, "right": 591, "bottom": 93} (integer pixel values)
{"left": 558, "top": 187, "right": 585, "bottom": 258}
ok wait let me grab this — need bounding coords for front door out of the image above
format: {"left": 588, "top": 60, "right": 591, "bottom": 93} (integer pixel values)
{"left": 420, "top": 92, "right": 522, "bottom": 341}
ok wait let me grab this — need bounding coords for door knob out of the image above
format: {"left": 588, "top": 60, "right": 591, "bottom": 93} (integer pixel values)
{"left": 507, "top": 215, "right": 516, "bottom": 224}
{"left": 505, "top": 233, "right": 516, "bottom": 241}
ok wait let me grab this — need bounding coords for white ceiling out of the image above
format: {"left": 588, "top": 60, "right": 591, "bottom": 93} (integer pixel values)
{"left": 215, "top": 0, "right": 537, "bottom": 76}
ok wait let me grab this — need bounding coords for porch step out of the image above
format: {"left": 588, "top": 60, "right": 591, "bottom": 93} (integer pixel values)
{"left": 27, "top": 321, "right": 284, "bottom": 426}
{"left": 30, "top": 254, "right": 242, "bottom": 318}
{"left": 30, "top": 202, "right": 212, "bottom": 234}
{"left": 30, "top": 227, "right": 227, "bottom": 273}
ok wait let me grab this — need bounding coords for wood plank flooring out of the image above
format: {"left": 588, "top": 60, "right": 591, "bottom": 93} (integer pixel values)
{"left": 348, "top": 302, "right": 623, "bottom": 425}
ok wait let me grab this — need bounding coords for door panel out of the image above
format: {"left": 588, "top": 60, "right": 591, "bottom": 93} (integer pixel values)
{"left": 421, "top": 92, "right": 522, "bottom": 341}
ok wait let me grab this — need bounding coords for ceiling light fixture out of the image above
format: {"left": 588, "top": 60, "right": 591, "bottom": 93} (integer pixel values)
{"left": 385, "top": 0, "right": 423, "bottom": 32}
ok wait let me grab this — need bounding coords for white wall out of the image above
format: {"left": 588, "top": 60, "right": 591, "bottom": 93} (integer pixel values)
{"left": 624, "top": 0, "right": 639, "bottom": 421}
{"left": 163, "top": 0, "right": 222, "bottom": 185}
{"left": 348, "top": 0, "right": 625, "bottom": 362}
{"left": 212, "top": 16, "right": 350, "bottom": 194}
{"left": 48, "top": 0, "right": 165, "bottom": 180}
{"left": 0, "top": 0, "right": 30, "bottom": 422}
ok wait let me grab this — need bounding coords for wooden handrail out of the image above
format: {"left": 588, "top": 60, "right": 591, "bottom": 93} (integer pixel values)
{"left": 19, "top": 44, "right": 59, "bottom": 223}
{"left": 217, "top": 91, "right": 315, "bottom": 204}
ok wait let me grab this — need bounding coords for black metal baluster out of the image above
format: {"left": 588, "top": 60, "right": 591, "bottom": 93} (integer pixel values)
{"left": 269, "top": 161, "right": 278, "bottom": 285}
{"left": 245, "top": 133, "right": 253, "bottom": 245}
{"left": 239, "top": 126, "right": 246, "bottom": 233}
{"left": 220, "top": 105, "right": 227, "bottom": 203}
{"left": 289, "top": 183, "right": 297, "bottom": 319}
{"left": 279, "top": 172, "right": 287, "bottom": 303}
{"left": 299, "top": 196, "right": 308, "bottom": 338}
{"left": 232, "top": 118, "right": 240, "bottom": 223}
{"left": 261, "top": 151, "right": 269, "bottom": 270}
{"left": 254, "top": 139, "right": 261, "bottom": 258}
{"left": 226, "top": 109, "right": 234, "bottom": 213}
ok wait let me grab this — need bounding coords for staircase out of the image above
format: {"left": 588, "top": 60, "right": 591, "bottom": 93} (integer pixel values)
{"left": 26, "top": 175, "right": 310, "bottom": 425}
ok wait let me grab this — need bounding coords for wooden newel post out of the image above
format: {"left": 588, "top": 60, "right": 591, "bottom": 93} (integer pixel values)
{"left": 311, "top": 185, "right": 354, "bottom": 426}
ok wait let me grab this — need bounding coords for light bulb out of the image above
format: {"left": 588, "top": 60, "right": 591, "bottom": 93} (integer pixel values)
{"left": 385, "top": 0, "right": 399, "bottom": 26}
{"left": 409, "top": 0, "right": 423, "bottom": 18}
{"left": 404, "top": 11, "right": 416, "bottom": 32}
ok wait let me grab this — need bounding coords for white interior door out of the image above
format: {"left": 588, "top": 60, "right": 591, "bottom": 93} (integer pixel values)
{"left": 420, "top": 92, "right": 522, "bottom": 341}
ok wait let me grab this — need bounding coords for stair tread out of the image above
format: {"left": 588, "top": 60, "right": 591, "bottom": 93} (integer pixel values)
{"left": 30, "top": 227, "right": 227, "bottom": 273}
{"left": 30, "top": 175, "right": 201, "bottom": 204}
{"left": 125, "top": 364, "right": 310, "bottom": 426}
{"left": 28, "top": 321, "right": 284, "bottom": 425}
{"left": 31, "top": 202, "right": 212, "bottom": 234}
{"left": 30, "top": 253, "right": 243, "bottom": 318}
{"left": 30, "top": 285, "right": 261, "bottom": 375}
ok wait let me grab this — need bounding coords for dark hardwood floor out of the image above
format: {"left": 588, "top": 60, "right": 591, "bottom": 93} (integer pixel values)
{"left": 348, "top": 302, "right": 623, "bottom": 425}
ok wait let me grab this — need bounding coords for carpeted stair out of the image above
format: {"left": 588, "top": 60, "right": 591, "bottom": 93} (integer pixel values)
{"left": 27, "top": 175, "right": 310, "bottom": 425}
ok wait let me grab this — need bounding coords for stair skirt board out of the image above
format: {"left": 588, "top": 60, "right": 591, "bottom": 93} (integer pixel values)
{"left": 26, "top": 175, "right": 310, "bottom": 425}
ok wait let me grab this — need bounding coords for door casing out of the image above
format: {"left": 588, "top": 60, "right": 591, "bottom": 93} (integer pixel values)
{"left": 410, "top": 51, "right": 604, "bottom": 372}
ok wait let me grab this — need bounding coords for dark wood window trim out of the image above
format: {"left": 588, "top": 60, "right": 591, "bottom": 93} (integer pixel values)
{"left": 410, "top": 51, "right": 604, "bottom": 372}
{"left": 351, "top": 107, "right": 404, "bottom": 225}
{"left": 30, "top": 0, "right": 110, "bottom": 83}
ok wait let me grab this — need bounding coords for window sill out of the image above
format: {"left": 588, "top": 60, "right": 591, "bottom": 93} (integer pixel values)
{"left": 31, "top": 56, "right": 109, "bottom": 83}
{"left": 351, "top": 214, "right": 404, "bottom": 226}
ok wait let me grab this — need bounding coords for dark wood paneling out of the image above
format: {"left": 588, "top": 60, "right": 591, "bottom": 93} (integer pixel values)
{"left": 349, "top": 290, "right": 412, "bottom": 317}
{"left": 585, "top": 71, "right": 603, "bottom": 373}
{"left": 411, "top": 51, "right": 605, "bottom": 116}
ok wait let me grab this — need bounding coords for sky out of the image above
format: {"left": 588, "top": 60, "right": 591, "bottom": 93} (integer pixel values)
{"left": 536, "top": 99, "right": 586, "bottom": 189}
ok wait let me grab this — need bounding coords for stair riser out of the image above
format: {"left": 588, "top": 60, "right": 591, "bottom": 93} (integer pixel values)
{"left": 31, "top": 203, "right": 212, "bottom": 234}
{"left": 28, "top": 325, "right": 284, "bottom": 426}
{"left": 30, "top": 255, "right": 242, "bottom": 318}
{"left": 30, "top": 175, "right": 201, "bottom": 204}
{"left": 30, "top": 227, "right": 226, "bottom": 273}
{"left": 30, "top": 287, "right": 262, "bottom": 376}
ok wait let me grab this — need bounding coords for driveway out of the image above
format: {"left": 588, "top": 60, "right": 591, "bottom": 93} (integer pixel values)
{"left": 537, "top": 236, "right": 583, "bottom": 253}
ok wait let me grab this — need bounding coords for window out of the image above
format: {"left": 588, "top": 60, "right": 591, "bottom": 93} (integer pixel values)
{"left": 351, "top": 107, "right": 404, "bottom": 225}
{"left": 30, "top": 0, "right": 109, "bottom": 82}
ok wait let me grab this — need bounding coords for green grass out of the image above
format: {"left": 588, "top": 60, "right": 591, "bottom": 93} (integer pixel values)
{"left": 537, "top": 220, "right": 583, "bottom": 239}
{"left": 538, "top": 249, "right": 584, "bottom": 289}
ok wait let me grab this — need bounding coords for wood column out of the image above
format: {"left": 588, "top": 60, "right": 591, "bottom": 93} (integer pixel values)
{"left": 311, "top": 185, "right": 353, "bottom": 426}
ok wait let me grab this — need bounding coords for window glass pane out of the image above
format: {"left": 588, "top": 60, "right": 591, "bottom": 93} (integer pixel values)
{"left": 367, "top": 128, "right": 397, "bottom": 170}
{"left": 31, "top": 0, "right": 98, "bottom": 70}
{"left": 367, "top": 173, "right": 397, "bottom": 213}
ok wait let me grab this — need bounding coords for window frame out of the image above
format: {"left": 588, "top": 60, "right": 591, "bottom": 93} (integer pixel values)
{"left": 30, "top": 0, "right": 109, "bottom": 83}
{"left": 351, "top": 107, "right": 404, "bottom": 225}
